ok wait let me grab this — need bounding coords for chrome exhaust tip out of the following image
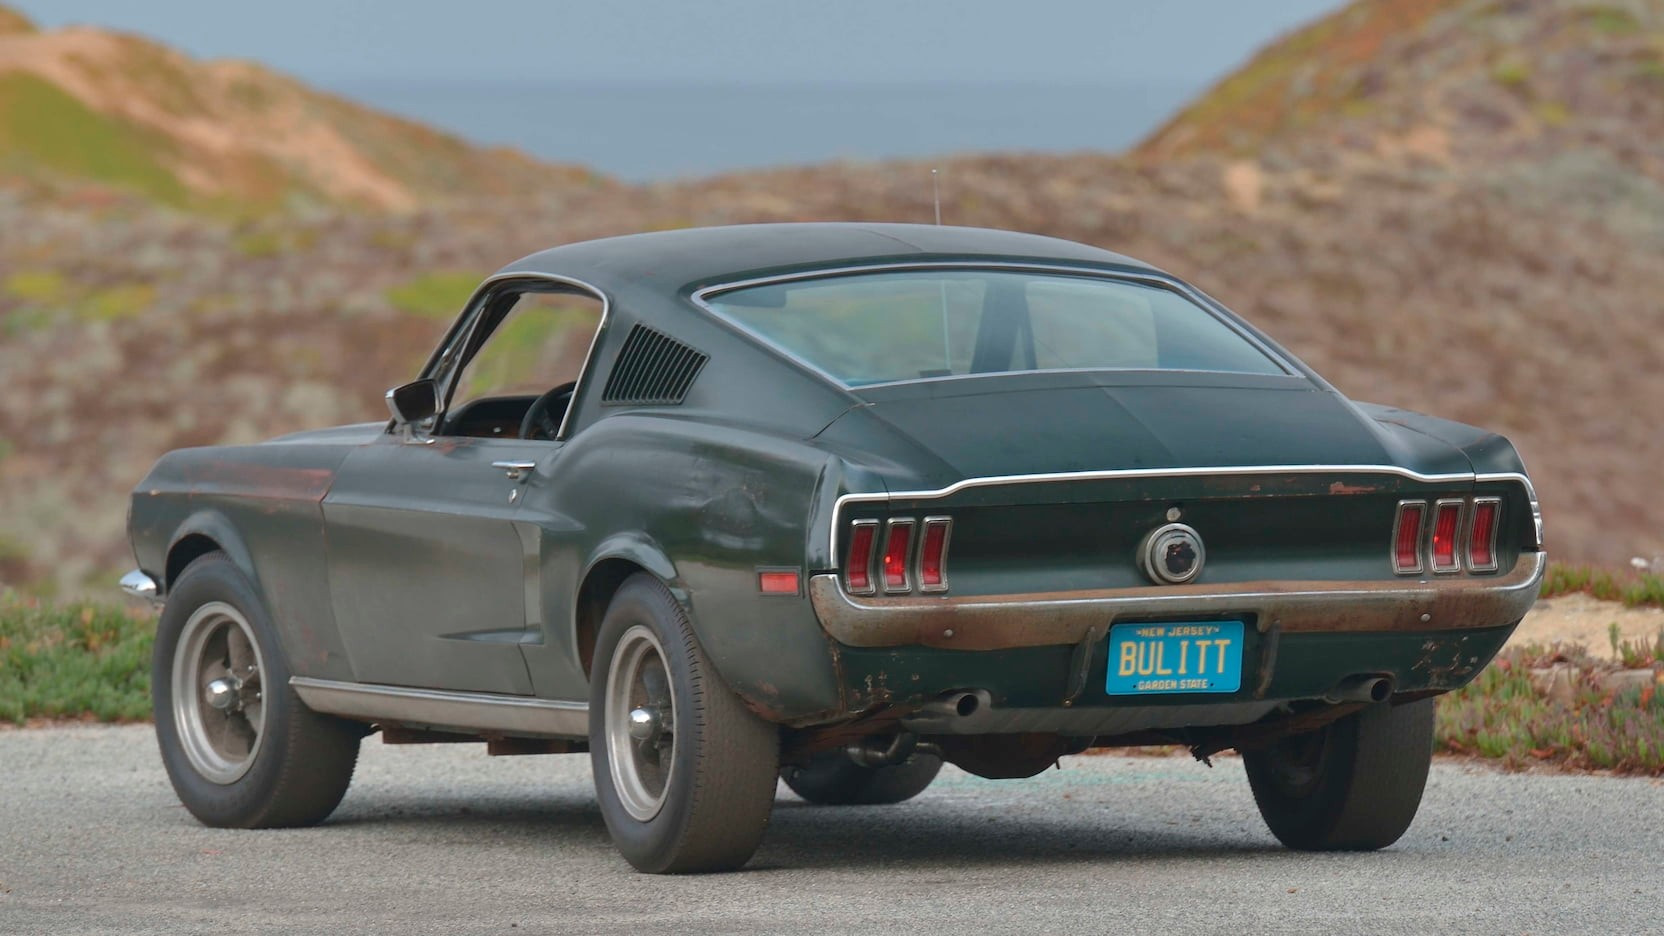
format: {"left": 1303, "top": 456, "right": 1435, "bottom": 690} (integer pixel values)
{"left": 1324, "top": 674, "right": 1394, "bottom": 704}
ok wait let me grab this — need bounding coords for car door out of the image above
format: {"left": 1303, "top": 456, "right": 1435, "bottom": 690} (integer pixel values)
{"left": 322, "top": 435, "right": 549, "bottom": 693}
{"left": 321, "top": 279, "right": 604, "bottom": 695}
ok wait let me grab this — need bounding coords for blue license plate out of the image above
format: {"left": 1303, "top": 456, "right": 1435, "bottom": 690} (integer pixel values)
{"left": 1105, "top": 620, "right": 1244, "bottom": 695}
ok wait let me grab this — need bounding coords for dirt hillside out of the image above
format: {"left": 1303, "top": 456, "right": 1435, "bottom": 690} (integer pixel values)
{"left": 0, "top": 0, "right": 1659, "bottom": 593}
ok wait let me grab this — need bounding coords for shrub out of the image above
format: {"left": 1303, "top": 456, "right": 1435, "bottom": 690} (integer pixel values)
{"left": 1436, "top": 643, "right": 1663, "bottom": 775}
{"left": 1540, "top": 562, "right": 1664, "bottom": 609}
{"left": 0, "top": 594, "right": 154, "bottom": 723}
{"left": 384, "top": 271, "right": 483, "bottom": 319}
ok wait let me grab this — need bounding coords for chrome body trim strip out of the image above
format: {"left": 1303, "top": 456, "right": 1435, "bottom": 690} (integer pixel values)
{"left": 807, "top": 551, "right": 1545, "bottom": 651}
{"left": 828, "top": 465, "right": 1541, "bottom": 560}
{"left": 1477, "top": 471, "right": 1543, "bottom": 547}
{"left": 119, "top": 569, "right": 162, "bottom": 605}
{"left": 289, "top": 677, "right": 589, "bottom": 739}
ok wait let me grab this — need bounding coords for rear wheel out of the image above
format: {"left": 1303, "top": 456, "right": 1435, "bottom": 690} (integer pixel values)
{"left": 782, "top": 749, "right": 943, "bottom": 805}
{"left": 589, "top": 573, "right": 780, "bottom": 873}
{"left": 1242, "top": 699, "right": 1435, "bottom": 851}
{"left": 152, "top": 552, "right": 361, "bottom": 828}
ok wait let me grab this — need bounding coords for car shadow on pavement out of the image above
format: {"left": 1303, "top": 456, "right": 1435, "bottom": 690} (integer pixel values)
{"left": 315, "top": 787, "right": 1289, "bottom": 871}
{"left": 325, "top": 791, "right": 613, "bottom": 846}
{"left": 749, "top": 797, "right": 1290, "bottom": 871}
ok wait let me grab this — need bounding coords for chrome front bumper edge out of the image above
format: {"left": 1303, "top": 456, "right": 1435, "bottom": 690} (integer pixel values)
{"left": 119, "top": 569, "right": 162, "bottom": 606}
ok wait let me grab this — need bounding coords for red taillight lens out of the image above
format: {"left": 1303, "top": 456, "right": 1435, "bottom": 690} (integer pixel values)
{"left": 845, "top": 521, "right": 877, "bottom": 594}
{"left": 1394, "top": 501, "right": 1425, "bottom": 574}
{"left": 1469, "top": 499, "right": 1500, "bottom": 572}
{"left": 918, "top": 517, "right": 951, "bottom": 591}
{"left": 1431, "top": 501, "right": 1463, "bottom": 572}
{"left": 882, "top": 520, "right": 914, "bottom": 592}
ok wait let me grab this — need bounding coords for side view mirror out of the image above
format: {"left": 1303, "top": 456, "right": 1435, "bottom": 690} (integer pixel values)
{"left": 385, "top": 379, "right": 438, "bottom": 426}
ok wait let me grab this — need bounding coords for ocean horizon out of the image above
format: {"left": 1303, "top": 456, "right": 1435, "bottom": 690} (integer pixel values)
{"left": 327, "top": 79, "right": 1204, "bottom": 182}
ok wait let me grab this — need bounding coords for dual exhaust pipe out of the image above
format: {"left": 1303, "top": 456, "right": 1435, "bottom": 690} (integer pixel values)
{"left": 913, "top": 678, "right": 1392, "bottom": 715}
{"left": 1323, "top": 674, "right": 1395, "bottom": 704}
{"left": 864, "top": 678, "right": 1390, "bottom": 759}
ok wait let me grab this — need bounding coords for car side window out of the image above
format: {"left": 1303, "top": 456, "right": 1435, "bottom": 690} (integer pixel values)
{"left": 432, "top": 288, "right": 603, "bottom": 439}
{"left": 452, "top": 290, "right": 602, "bottom": 408}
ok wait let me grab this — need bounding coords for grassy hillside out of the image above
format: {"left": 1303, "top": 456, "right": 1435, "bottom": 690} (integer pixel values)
{"left": 0, "top": 5, "right": 604, "bottom": 213}
{"left": 0, "top": 71, "right": 188, "bottom": 204}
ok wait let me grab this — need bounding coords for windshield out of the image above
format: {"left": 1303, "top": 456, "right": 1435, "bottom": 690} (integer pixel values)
{"left": 702, "top": 269, "right": 1287, "bottom": 387}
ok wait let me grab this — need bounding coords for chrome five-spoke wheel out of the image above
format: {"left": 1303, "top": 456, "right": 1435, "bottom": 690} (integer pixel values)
{"left": 589, "top": 573, "right": 780, "bottom": 873}
{"left": 604, "top": 624, "right": 677, "bottom": 821}
{"left": 154, "top": 552, "right": 360, "bottom": 828}
{"left": 172, "top": 601, "right": 267, "bottom": 784}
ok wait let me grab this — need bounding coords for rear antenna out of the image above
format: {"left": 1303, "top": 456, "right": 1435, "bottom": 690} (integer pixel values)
{"left": 931, "top": 168, "right": 943, "bottom": 225}
{"left": 932, "top": 168, "right": 951, "bottom": 369}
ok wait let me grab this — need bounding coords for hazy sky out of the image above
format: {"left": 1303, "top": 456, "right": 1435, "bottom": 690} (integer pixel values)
{"left": 14, "top": 1, "right": 1346, "bottom": 85}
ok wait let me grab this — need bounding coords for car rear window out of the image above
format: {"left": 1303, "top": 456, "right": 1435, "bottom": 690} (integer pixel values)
{"left": 702, "top": 269, "right": 1287, "bottom": 387}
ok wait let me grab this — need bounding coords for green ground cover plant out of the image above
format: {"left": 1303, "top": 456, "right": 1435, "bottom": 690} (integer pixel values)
{"left": 0, "top": 72, "right": 189, "bottom": 206}
{"left": 1540, "top": 562, "right": 1664, "bottom": 608}
{"left": 1436, "top": 640, "right": 1663, "bottom": 775}
{"left": 0, "top": 593, "right": 154, "bottom": 723}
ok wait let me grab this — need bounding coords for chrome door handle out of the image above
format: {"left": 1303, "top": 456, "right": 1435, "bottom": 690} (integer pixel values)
{"left": 491, "top": 460, "right": 537, "bottom": 481}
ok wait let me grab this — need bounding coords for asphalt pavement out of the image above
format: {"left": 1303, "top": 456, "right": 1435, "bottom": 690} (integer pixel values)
{"left": 1, "top": 725, "right": 1657, "bottom": 935}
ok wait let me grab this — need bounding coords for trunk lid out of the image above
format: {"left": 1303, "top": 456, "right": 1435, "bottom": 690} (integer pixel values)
{"left": 818, "top": 372, "right": 1472, "bottom": 484}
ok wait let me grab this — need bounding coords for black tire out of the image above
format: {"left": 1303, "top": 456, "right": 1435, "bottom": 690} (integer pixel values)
{"left": 1242, "top": 699, "right": 1435, "bottom": 851}
{"left": 588, "top": 573, "right": 780, "bottom": 873}
{"left": 782, "top": 749, "right": 943, "bottom": 805}
{"left": 152, "top": 552, "right": 361, "bottom": 828}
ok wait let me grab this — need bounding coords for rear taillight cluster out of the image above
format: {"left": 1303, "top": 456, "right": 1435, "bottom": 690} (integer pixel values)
{"left": 845, "top": 517, "right": 952, "bottom": 595}
{"left": 1393, "top": 497, "right": 1501, "bottom": 575}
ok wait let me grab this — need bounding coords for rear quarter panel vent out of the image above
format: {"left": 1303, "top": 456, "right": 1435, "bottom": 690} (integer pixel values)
{"left": 601, "top": 324, "right": 709, "bottom": 405}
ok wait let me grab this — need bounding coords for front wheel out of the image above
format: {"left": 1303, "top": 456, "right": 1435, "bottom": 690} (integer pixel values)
{"left": 589, "top": 574, "right": 780, "bottom": 873}
{"left": 152, "top": 552, "right": 361, "bottom": 828}
{"left": 1242, "top": 698, "right": 1435, "bottom": 851}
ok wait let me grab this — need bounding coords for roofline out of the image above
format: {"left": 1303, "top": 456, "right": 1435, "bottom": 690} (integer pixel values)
{"left": 492, "top": 223, "right": 1165, "bottom": 288}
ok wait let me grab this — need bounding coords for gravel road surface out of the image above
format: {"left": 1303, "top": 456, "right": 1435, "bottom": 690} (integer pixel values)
{"left": 1, "top": 725, "right": 1657, "bottom": 935}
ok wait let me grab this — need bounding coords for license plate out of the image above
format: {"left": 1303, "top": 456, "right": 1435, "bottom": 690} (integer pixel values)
{"left": 1105, "top": 620, "right": 1244, "bottom": 695}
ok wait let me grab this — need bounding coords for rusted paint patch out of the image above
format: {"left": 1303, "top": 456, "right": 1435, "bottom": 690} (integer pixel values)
{"left": 1411, "top": 636, "right": 1485, "bottom": 688}
{"left": 1328, "top": 480, "right": 1378, "bottom": 495}
{"left": 737, "top": 679, "right": 792, "bottom": 722}
{"left": 185, "top": 460, "right": 335, "bottom": 502}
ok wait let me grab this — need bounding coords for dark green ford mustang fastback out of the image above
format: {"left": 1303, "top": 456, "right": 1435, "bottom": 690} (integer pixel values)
{"left": 124, "top": 223, "right": 1543, "bottom": 873}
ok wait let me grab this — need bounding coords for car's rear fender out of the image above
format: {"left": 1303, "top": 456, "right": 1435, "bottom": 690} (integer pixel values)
{"left": 541, "top": 413, "right": 851, "bottom": 723}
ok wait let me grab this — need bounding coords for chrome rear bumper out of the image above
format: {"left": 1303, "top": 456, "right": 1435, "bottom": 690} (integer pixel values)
{"left": 810, "top": 551, "right": 1545, "bottom": 651}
